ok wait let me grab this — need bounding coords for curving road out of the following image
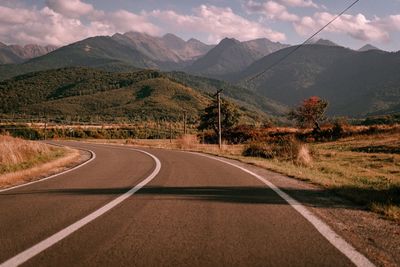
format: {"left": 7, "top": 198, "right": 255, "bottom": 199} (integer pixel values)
{"left": 0, "top": 141, "right": 372, "bottom": 267}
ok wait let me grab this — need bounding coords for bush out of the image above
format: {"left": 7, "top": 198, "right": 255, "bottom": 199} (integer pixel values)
{"left": 242, "top": 136, "right": 313, "bottom": 165}
{"left": 270, "top": 136, "right": 302, "bottom": 160}
{"left": 242, "top": 142, "right": 274, "bottom": 158}
{"left": 0, "top": 125, "right": 42, "bottom": 140}
{"left": 225, "top": 125, "right": 255, "bottom": 144}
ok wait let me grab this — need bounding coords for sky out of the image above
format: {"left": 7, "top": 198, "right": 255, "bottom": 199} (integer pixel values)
{"left": 0, "top": 0, "right": 400, "bottom": 51}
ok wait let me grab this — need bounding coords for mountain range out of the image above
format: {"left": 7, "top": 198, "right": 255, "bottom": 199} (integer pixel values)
{"left": 0, "top": 42, "right": 57, "bottom": 64}
{"left": 0, "top": 32, "right": 288, "bottom": 80}
{"left": 0, "top": 32, "right": 398, "bottom": 118}
{"left": 235, "top": 45, "right": 400, "bottom": 117}
{"left": 184, "top": 37, "right": 289, "bottom": 79}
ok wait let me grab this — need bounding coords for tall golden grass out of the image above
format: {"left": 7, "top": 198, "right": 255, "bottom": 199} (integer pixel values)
{"left": 0, "top": 134, "right": 50, "bottom": 168}
{"left": 0, "top": 134, "right": 83, "bottom": 189}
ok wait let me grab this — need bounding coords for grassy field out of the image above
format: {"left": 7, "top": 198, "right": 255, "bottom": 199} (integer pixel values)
{"left": 90, "top": 131, "right": 400, "bottom": 221}
{"left": 0, "top": 135, "right": 79, "bottom": 188}
{"left": 237, "top": 133, "right": 400, "bottom": 221}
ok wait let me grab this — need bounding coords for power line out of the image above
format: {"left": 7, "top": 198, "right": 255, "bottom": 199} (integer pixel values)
{"left": 247, "top": 0, "right": 361, "bottom": 82}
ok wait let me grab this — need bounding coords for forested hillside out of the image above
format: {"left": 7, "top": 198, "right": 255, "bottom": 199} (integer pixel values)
{"left": 0, "top": 68, "right": 271, "bottom": 123}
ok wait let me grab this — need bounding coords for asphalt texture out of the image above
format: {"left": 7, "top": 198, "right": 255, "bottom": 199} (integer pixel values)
{"left": 0, "top": 141, "right": 355, "bottom": 267}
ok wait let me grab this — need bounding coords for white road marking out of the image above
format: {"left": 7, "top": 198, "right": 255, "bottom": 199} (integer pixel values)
{"left": 0, "top": 149, "right": 96, "bottom": 193}
{"left": 194, "top": 152, "right": 375, "bottom": 267}
{"left": 0, "top": 149, "right": 161, "bottom": 267}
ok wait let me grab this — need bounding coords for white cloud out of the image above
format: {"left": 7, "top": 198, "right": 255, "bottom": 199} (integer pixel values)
{"left": 245, "top": 0, "right": 299, "bottom": 22}
{"left": 383, "top": 15, "right": 400, "bottom": 31}
{"left": 151, "top": 5, "right": 286, "bottom": 43}
{"left": 294, "top": 12, "right": 391, "bottom": 43}
{"left": 45, "top": 0, "right": 94, "bottom": 18}
{"left": 92, "top": 10, "right": 160, "bottom": 36}
{"left": 281, "top": 0, "right": 318, "bottom": 8}
{"left": 0, "top": 0, "right": 160, "bottom": 46}
{"left": 0, "top": 1, "right": 282, "bottom": 46}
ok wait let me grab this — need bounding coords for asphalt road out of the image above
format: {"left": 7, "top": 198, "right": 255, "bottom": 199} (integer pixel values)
{"left": 0, "top": 141, "right": 369, "bottom": 267}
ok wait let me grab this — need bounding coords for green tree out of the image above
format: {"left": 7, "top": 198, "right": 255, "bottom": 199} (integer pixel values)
{"left": 198, "top": 99, "right": 240, "bottom": 140}
{"left": 288, "top": 96, "right": 328, "bottom": 130}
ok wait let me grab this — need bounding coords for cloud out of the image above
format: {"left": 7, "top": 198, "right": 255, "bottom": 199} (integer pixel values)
{"left": 245, "top": 0, "right": 299, "bottom": 22}
{"left": 0, "top": 1, "right": 283, "bottom": 46}
{"left": 383, "top": 15, "right": 400, "bottom": 31}
{"left": 281, "top": 0, "right": 318, "bottom": 8}
{"left": 294, "top": 12, "right": 391, "bottom": 43}
{"left": 0, "top": 0, "right": 160, "bottom": 46}
{"left": 151, "top": 5, "right": 286, "bottom": 42}
{"left": 45, "top": 0, "right": 94, "bottom": 18}
{"left": 92, "top": 10, "right": 160, "bottom": 36}
{"left": 0, "top": 6, "right": 34, "bottom": 24}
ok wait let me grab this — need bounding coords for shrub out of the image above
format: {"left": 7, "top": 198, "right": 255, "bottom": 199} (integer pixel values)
{"left": 242, "top": 142, "right": 274, "bottom": 158}
{"left": 0, "top": 125, "right": 42, "bottom": 140}
{"left": 270, "top": 136, "right": 301, "bottom": 161}
{"left": 243, "top": 136, "right": 313, "bottom": 165}
{"left": 225, "top": 125, "right": 255, "bottom": 144}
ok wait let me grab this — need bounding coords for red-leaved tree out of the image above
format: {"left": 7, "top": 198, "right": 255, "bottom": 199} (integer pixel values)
{"left": 288, "top": 96, "right": 328, "bottom": 129}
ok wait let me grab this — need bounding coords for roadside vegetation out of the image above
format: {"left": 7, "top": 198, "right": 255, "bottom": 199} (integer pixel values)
{"left": 0, "top": 134, "right": 80, "bottom": 188}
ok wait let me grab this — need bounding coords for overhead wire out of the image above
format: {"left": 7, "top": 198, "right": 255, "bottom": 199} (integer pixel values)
{"left": 246, "top": 0, "right": 361, "bottom": 82}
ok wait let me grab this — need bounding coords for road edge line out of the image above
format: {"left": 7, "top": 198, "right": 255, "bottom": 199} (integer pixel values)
{"left": 0, "top": 147, "right": 96, "bottom": 193}
{"left": 0, "top": 149, "right": 161, "bottom": 267}
{"left": 192, "top": 152, "right": 375, "bottom": 267}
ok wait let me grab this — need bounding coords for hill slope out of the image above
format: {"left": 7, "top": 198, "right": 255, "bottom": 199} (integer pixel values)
{"left": 0, "top": 42, "right": 24, "bottom": 64}
{"left": 238, "top": 45, "right": 400, "bottom": 117}
{"left": 0, "top": 68, "right": 272, "bottom": 123}
{"left": 167, "top": 71, "right": 288, "bottom": 116}
{"left": 112, "top": 32, "right": 182, "bottom": 63}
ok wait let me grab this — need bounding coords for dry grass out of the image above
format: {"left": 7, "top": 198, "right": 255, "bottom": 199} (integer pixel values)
{"left": 297, "top": 145, "right": 313, "bottom": 166}
{"left": 0, "top": 135, "right": 83, "bottom": 189}
{"left": 237, "top": 133, "right": 400, "bottom": 221}
{"left": 177, "top": 134, "right": 199, "bottom": 149}
{"left": 0, "top": 135, "right": 51, "bottom": 170}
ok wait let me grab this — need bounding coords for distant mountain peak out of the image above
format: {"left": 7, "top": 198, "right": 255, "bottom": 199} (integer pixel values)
{"left": 162, "top": 33, "right": 181, "bottom": 39}
{"left": 247, "top": 37, "right": 273, "bottom": 44}
{"left": 219, "top": 37, "right": 241, "bottom": 46}
{"left": 313, "top": 38, "right": 339, "bottom": 47}
{"left": 187, "top": 38, "right": 203, "bottom": 44}
{"left": 358, "top": 44, "right": 381, "bottom": 52}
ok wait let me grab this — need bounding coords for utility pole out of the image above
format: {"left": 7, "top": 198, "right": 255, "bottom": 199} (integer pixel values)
{"left": 170, "top": 121, "right": 173, "bottom": 143}
{"left": 44, "top": 117, "right": 48, "bottom": 141}
{"left": 215, "top": 89, "right": 223, "bottom": 149}
{"left": 183, "top": 112, "right": 187, "bottom": 135}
